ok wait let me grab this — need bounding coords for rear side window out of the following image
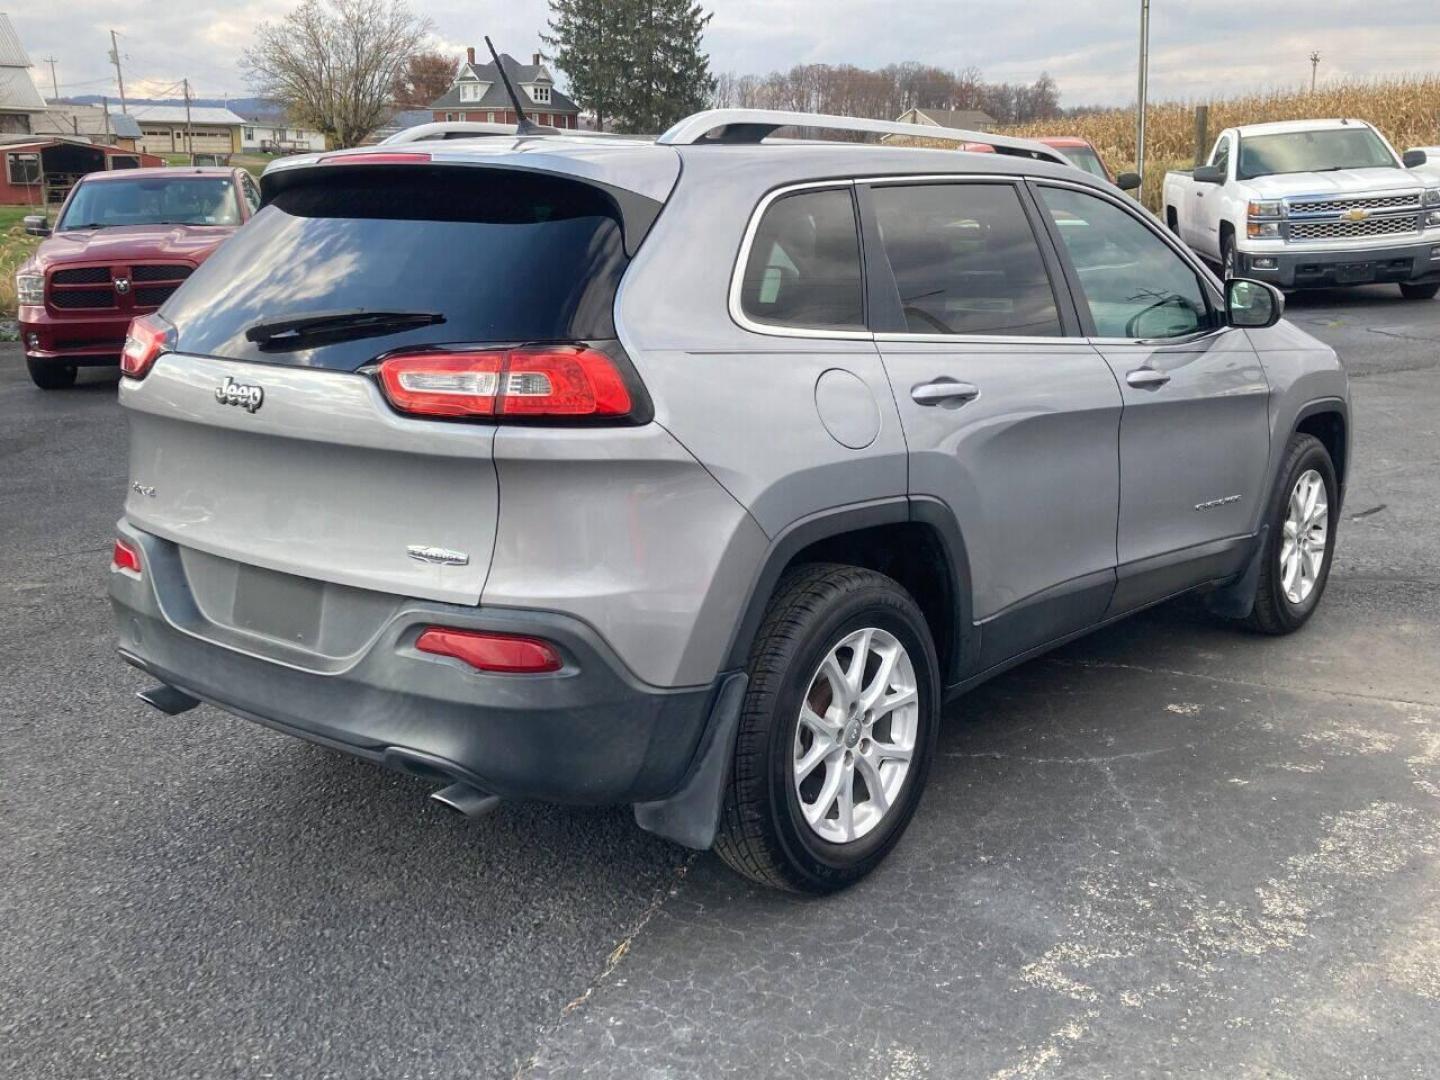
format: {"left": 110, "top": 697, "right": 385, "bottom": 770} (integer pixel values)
{"left": 870, "top": 183, "right": 1062, "bottom": 337}
{"left": 165, "top": 167, "right": 644, "bottom": 370}
{"left": 739, "top": 187, "right": 864, "bottom": 332}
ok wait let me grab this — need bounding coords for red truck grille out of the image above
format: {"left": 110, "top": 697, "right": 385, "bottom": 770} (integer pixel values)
{"left": 47, "top": 263, "right": 194, "bottom": 313}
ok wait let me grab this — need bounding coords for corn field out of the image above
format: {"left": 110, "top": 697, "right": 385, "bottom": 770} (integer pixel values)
{"left": 1004, "top": 76, "right": 1440, "bottom": 213}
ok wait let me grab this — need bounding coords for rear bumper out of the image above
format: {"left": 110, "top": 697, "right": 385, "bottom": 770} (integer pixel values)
{"left": 1237, "top": 239, "right": 1440, "bottom": 288}
{"left": 110, "top": 524, "right": 726, "bottom": 809}
{"left": 18, "top": 305, "right": 127, "bottom": 366}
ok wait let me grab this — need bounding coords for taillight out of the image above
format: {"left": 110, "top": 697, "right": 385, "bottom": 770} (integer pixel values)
{"left": 416, "top": 628, "right": 563, "bottom": 674}
{"left": 319, "top": 151, "right": 432, "bottom": 165}
{"left": 121, "top": 313, "right": 174, "bottom": 379}
{"left": 378, "top": 345, "right": 635, "bottom": 421}
{"left": 112, "top": 537, "right": 142, "bottom": 575}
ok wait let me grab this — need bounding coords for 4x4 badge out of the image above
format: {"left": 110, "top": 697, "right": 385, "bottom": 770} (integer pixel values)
{"left": 215, "top": 376, "right": 264, "bottom": 413}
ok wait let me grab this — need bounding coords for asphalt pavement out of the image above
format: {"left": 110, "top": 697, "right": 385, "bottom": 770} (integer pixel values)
{"left": 3, "top": 285, "right": 1438, "bottom": 1079}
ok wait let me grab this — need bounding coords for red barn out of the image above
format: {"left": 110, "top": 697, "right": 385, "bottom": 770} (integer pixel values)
{"left": 0, "top": 137, "right": 164, "bottom": 208}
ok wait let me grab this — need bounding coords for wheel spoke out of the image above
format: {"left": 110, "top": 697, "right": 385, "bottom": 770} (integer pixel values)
{"left": 795, "top": 739, "right": 833, "bottom": 784}
{"left": 876, "top": 686, "right": 917, "bottom": 716}
{"left": 804, "top": 763, "right": 845, "bottom": 828}
{"left": 800, "top": 704, "right": 842, "bottom": 742}
{"left": 854, "top": 751, "right": 890, "bottom": 816}
{"left": 859, "top": 643, "right": 900, "bottom": 711}
{"left": 835, "top": 766, "right": 856, "bottom": 841}
{"left": 874, "top": 742, "right": 913, "bottom": 764}
{"left": 844, "top": 629, "right": 873, "bottom": 697}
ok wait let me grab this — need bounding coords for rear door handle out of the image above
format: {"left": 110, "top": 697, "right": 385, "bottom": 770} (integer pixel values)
{"left": 1126, "top": 368, "right": 1171, "bottom": 389}
{"left": 911, "top": 379, "right": 980, "bottom": 406}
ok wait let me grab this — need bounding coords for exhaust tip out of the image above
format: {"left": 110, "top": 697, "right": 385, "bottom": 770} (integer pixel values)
{"left": 137, "top": 684, "right": 201, "bottom": 715}
{"left": 431, "top": 782, "right": 502, "bottom": 819}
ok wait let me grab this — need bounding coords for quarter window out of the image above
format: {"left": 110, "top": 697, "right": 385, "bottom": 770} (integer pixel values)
{"left": 1038, "top": 186, "right": 1215, "bottom": 340}
{"left": 739, "top": 187, "right": 865, "bottom": 331}
{"left": 870, "top": 182, "right": 1062, "bottom": 336}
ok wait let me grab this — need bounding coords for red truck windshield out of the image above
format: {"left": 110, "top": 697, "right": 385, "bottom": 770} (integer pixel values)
{"left": 58, "top": 177, "right": 240, "bottom": 231}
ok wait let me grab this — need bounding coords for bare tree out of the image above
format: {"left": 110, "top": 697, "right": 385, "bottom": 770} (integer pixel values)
{"left": 244, "top": 0, "right": 431, "bottom": 148}
{"left": 393, "top": 51, "right": 459, "bottom": 109}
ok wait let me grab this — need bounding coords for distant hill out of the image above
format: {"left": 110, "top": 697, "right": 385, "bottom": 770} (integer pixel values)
{"left": 63, "top": 95, "right": 274, "bottom": 116}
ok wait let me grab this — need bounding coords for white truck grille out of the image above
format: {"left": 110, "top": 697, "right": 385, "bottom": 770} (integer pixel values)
{"left": 1288, "top": 215, "right": 1419, "bottom": 241}
{"left": 1287, "top": 192, "right": 1421, "bottom": 216}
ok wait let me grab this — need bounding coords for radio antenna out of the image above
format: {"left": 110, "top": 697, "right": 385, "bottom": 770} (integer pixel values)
{"left": 485, "top": 36, "right": 545, "bottom": 136}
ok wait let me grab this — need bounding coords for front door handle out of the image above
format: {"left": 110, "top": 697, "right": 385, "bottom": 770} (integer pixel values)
{"left": 911, "top": 379, "right": 980, "bottom": 406}
{"left": 1125, "top": 368, "right": 1171, "bottom": 390}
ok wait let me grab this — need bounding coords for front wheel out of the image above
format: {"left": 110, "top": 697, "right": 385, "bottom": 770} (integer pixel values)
{"left": 1246, "top": 433, "right": 1338, "bottom": 635}
{"left": 1220, "top": 234, "right": 1237, "bottom": 280}
{"left": 26, "top": 357, "right": 77, "bottom": 390}
{"left": 714, "top": 564, "right": 940, "bottom": 893}
{"left": 1399, "top": 282, "right": 1440, "bottom": 301}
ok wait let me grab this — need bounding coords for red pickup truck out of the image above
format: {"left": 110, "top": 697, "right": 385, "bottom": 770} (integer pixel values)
{"left": 15, "top": 166, "right": 261, "bottom": 389}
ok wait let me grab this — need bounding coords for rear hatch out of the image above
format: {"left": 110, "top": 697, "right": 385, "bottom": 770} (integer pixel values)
{"left": 121, "top": 156, "right": 664, "bottom": 608}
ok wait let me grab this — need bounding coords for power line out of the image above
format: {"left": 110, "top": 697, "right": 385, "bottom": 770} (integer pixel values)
{"left": 40, "top": 55, "right": 58, "bottom": 98}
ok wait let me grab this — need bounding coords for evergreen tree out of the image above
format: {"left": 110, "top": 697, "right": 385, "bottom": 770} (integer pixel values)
{"left": 545, "top": 0, "right": 715, "bottom": 133}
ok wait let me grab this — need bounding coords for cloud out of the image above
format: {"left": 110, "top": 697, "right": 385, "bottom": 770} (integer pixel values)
{"left": 12, "top": 0, "right": 1440, "bottom": 109}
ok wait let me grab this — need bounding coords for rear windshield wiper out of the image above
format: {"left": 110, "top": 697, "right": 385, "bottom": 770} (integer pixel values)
{"left": 244, "top": 309, "right": 445, "bottom": 348}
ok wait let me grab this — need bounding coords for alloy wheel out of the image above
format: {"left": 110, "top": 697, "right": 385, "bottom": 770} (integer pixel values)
{"left": 792, "top": 627, "right": 919, "bottom": 844}
{"left": 1280, "top": 468, "right": 1328, "bottom": 604}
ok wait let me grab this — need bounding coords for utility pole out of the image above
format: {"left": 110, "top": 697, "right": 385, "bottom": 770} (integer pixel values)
{"left": 109, "top": 30, "right": 128, "bottom": 114}
{"left": 1309, "top": 51, "right": 1321, "bottom": 93}
{"left": 1136, "top": 0, "right": 1150, "bottom": 185}
{"left": 41, "top": 56, "right": 58, "bottom": 99}
{"left": 183, "top": 78, "right": 194, "bottom": 165}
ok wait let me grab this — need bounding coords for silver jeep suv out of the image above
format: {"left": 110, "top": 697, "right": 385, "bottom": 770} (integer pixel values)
{"left": 110, "top": 111, "right": 1349, "bottom": 892}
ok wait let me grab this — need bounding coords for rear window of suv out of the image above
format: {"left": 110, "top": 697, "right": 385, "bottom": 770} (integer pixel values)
{"left": 738, "top": 187, "right": 865, "bottom": 332}
{"left": 164, "top": 166, "right": 642, "bottom": 370}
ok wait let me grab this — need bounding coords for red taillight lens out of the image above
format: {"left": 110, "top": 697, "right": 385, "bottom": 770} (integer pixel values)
{"left": 377, "top": 346, "right": 633, "bottom": 420}
{"left": 112, "top": 537, "right": 142, "bottom": 575}
{"left": 121, "top": 313, "right": 174, "bottom": 379}
{"left": 416, "top": 628, "right": 563, "bottom": 674}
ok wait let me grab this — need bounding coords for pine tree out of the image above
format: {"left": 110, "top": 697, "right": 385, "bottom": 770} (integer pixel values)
{"left": 545, "top": 0, "right": 715, "bottom": 134}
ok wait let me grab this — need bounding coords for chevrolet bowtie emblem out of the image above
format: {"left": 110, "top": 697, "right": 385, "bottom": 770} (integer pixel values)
{"left": 1343, "top": 207, "right": 1369, "bottom": 222}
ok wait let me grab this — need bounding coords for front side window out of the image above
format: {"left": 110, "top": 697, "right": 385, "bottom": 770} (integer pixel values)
{"left": 1038, "top": 185, "right": 1213, "bottom": 340}
{"left": 1210, "top": 136, "right": 1230, "bottom": 174}
{"left": 739, "top": 187, "right": 864, "bottom": 331}
{"left": 870, "top": 182, "right": 1062, "bottom": 337}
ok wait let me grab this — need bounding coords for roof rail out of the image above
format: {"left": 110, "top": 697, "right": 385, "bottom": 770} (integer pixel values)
{"left": 656, "top": 109, "right": 1068, "bottom": 165}
{"left": 381, "top": 121, "right": 639, "bottom": 145}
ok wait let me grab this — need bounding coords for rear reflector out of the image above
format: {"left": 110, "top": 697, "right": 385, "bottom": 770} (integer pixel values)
{"left": 112, "top": 538, "right": 142, "bottom": 575}
{"left": 378, "top": 346, "right": 633, "bottom": 420}
{"left": 416, "top": 628, "right": 563, "bottom": 674}
{"left": 121, "top": 313, "right": 175, "bottom": 379}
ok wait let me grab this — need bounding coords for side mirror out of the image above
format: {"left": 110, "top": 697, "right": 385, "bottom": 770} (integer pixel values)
{"left": 1227, "top": 278, "right": 1284, "bottom": 329}
{"left": 1403, "top": 148, "right": 1428, "bottom": 169}
{"left": 1115, "top": 171, "right": 1141, "bottom": 191}
{"left": 23, "top": 214, "right": 50, "bottom": 237}
{"left": 1192, "top": 164, "right": 1226, "bottom": 185}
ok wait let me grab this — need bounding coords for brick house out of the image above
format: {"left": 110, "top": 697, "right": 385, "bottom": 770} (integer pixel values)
{"left": 428, "top": 49, "right": 580, "bottom": 130}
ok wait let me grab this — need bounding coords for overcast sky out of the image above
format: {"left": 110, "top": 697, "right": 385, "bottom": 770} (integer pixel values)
{"left": 12, "top": 1, "right": 1440, "bottom": 109}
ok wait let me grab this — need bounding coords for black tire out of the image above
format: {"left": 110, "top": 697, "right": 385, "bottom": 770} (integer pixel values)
{"left": 1220, "top": 232, "right": 1237, "bottom": 280}
{"left": 26, "top": 357, "right": 78, "bottom": 390}
{"left": 713, "top": 563, "right": 940, "bottom": 894}
{"left": 1246, "top": 433, "right": 1338, "bottom": 635}
{"left": 1399, "top": 282, "right": 1440, "bottom": 301}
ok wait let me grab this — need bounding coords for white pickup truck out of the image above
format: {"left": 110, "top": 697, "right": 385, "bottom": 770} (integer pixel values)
{"left": 1163, "top": 118, "right": 1440, "bottom": 298}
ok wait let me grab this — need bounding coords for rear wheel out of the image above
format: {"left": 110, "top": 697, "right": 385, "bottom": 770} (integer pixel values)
{"left": 26, "top": 357, "right": 77, "bottom": 390}
{"left": 1399, "top": 282, "right": 1440, "bottom": 301}
{"left": 1246, "top": 434, "right": 1337, "bottom": 635}
{"left": 714, "top": 564, "right": 940, "bottom": 893}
